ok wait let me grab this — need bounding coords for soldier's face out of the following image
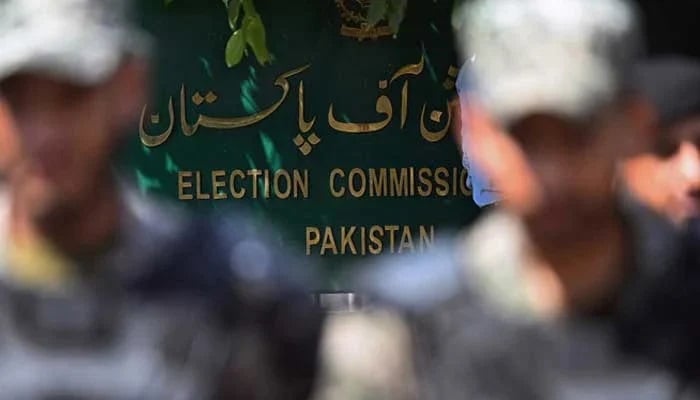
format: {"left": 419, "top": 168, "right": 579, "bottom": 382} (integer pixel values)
{"left": 465, "top": 104, "right": 638, "bottom": 240}
{"left": 508, "top": 114, "right": 625, "bottom": 239}
{"left": 657, "top": 116, "right": 700, "bottom": 224}
{"left": 0, "top": 73, "right": 128, "bottom": 221}
{"left": 623, "top": 115, "right": 700, "bottom": 226}
{"left": 0, "top": 97, "right": 20, "bottom": 175}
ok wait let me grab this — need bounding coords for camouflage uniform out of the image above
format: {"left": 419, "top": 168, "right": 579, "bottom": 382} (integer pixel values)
{"left": 0, "top": 1, "right": 323, "bottom": 398}
{"left": 357, "top": 200, "right": 699, "bottom": 400}
{"left": 0, "top": 187, "right": 323, "bottom": 400}
{"left": 315, "top": 199, "right": 699, "bottom": 399}
{"left": 316, "top": 0, "right": 700, "bottom": 398}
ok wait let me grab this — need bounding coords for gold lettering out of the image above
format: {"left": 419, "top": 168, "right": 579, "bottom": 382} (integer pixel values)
{"left": 212, "top": 170, "right": 227, "bottom": 200}
{"left": 274, "top": 170, "right": 292, "bottom": 199}
{"left": 349, "top": 168, "right": 367, "bottom": 198}
{"left": 409, "top": 167, "right": 415, "bottom": 196}
{"left": 140, "top": 98, "right": 174, "bottom": 147}
{"left": 230, "top": 170, "right": 246, "bottom": 199}
{"left": 389, "top": 168, "right": 408, "bottom": 197}
{"left": 419, "top": 101, "right": 452, "bottom": 143}
{"left": 384, "top": 225, "right": 400, "bottom": 254}
{"left": 360, "top": 226, "right": 366, "bottom": 256}
{"left": 368, "top": 225, "right": 383, "bottom": 255}
{"left": 182, "top": 167, "right": 467, "bottom": 201}
{"left": 179, "top": 65, "right": 309, "bottom": 135}
{"left": 341, "top": 226, "right": 358, "bottom": 255}
{"left": 195, "top": 171, "right": 211, "bottom": 200}
{"left": 328, "top": 79, "right": 393, "bottom": 134}
{"left": 329, "top": 168, "right": 345, "bottom": 198}
{"left": 399, "top": 226, "right": 414, "bottom": 253}
{"left": 294, "top": 170, "right": 309, "bottom": 198}
{"left": 460, "top": 169, "right": 470, "bottom": 196}
{"left": 263, "top": 169, "right": 271, "bottom": 199}
{"left": 369, "top": 168, "right": 387, "bottom": 197}
{"left": 434, "top": 167, "right": 449, "bottom": 196}
{"left": 321, "top": 227, "right": 338, "bottom": 256}
{"left": 248, "top": 169, "right": 262, "bottom": 198}
{"left": 304, "top": 225, "right": 438, "bottom": 257}
{"left": 306, "top": 227, "right": 320, "bottom": 255}
{"left": 178, "top": 171, "right": 194, "bottom": 200}
{"left": 417, "top": 168, "right": 433, "bottom": 197}
{"left": 419, "top": 225, "right": 435, "bottom": 251}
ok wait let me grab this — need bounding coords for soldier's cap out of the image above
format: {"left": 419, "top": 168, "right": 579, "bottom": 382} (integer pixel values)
{"left": 0, "top": 0, "right": 151, "bottom": 86}
{"left": 634, "top": 56, "right": 700, "bottom": 128}
{"left": 454, "top": 0, "right": 643, "bottom": 128}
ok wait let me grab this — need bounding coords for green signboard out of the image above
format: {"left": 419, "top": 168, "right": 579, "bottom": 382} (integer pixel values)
{"left": 124, "top": 0, "right": 480, "bottom": 288}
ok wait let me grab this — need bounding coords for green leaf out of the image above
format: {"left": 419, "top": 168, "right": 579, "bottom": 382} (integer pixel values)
{"left": 387, "top": 0, "right": 407, "bottom": 35}
{"left": 164, "top": 0, "right": 175, "bottom": 6}
{"left": 244, "top": 15, "right": 271, "bottom": 66}
{"left": 367, "top": 0, "right": 388, "bottom": 27}
{"left": 227, "top": 0, "right": 241, "bottom": 30}
{"left": 241, "top": 0, "right": 257, "bottom": 16}
{"left": 225, "top": 29, "right": 246, "bottom": 67}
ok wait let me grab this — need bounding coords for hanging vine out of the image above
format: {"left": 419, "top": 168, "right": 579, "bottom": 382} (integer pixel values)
{"left": 164, "top": 0, "right": 272, "bottom": 68}
{"left": 164, "top": 0, "right": 416, "bottom": 66}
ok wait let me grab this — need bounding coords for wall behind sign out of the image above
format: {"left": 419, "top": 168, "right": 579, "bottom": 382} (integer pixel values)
{"left": 121, "top": 0, "right": 480, "bottom": 288}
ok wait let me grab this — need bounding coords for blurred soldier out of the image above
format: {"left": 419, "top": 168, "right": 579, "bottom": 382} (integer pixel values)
{"left": 455, "top": 63, "right": 502, "bottom": 208}
{"left": 0, "top": 0, "right": 322, "bottom": 399}
{"left": 623, "top": 57, "right": 700, "bottom": 226}
{"left": 316, "top": 0, "right": 700, "bottom": 399}
{"left": 620, "top": 57, "right": 700, "bottom": 384}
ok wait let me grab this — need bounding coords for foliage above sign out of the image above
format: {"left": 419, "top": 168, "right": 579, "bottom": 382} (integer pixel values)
{"left": 165, "top": 0, "right": 272, "bottom": 67}
{"left": 166, "top": 0, "right": 416, "bottom": 67}
{"left": 223, "top": 0, "right": 272, "bottom": 67}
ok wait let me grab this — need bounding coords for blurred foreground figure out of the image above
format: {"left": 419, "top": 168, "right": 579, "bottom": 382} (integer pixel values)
{"left": 0, "top": 1, "right": 322, "bottom": 398}
{"left": 317, "top": 0, "right": 700, "bottom": 399}
{"left": 620, "top": 57, "right": 700, "bottom": 384}
{"left": 455, "top": 64, "right": 502, "bottom": 208}
{"left": 623, "top": 57, "right": 700, "bottom": 225}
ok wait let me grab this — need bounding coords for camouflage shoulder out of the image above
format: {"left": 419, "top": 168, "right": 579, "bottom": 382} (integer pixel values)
{"left": 354, "top": 211, "right": 528, "bottom": 315}
{"left": 353, "top": 235, "right": 472, "bottom": 314}
{"left": 314, "top": 309, "right": 419, "bottom": 400}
